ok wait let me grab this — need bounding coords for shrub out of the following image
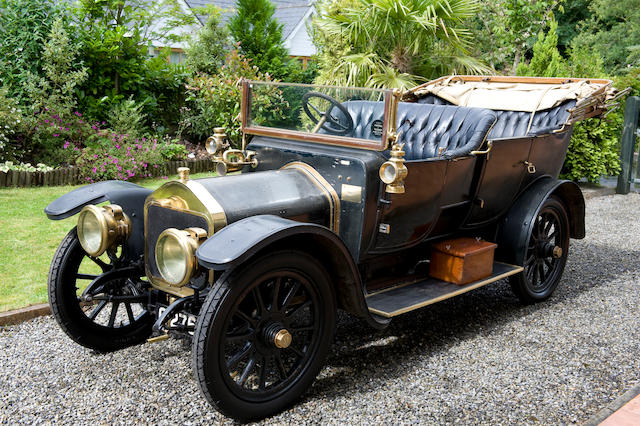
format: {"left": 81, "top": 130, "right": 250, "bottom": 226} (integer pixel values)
{"left": 107, "top": 97, "right": 147, "bottom": 139}
{"left": 0, "top": 87, "right": 31, "bottom": 162}
{"left": 158, "top": 142, "right": 187, "bottom": 161}
{"left": 76, "top": 132, "right": 165, "bottom": 182}
{"left": 0, "top": 161, "right": 54, "bottom": 172}
{"left": 179, "top": 50, "right": 288, "bottom": 147}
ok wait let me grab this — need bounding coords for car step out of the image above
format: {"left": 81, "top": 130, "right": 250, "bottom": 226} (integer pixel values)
{"left": 366, "top": 262, "right": 523, "bottom": 318}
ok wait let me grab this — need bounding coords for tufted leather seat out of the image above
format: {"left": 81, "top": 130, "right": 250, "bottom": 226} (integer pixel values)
{"left": 335, "top": 101, "right": 497, "bottom": 160}
{"left": 488, "top": 100, "right": 576, "bottom": 139}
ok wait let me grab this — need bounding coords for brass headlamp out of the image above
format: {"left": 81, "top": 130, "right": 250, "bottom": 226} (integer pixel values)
{"left": 77, "top": 204, "right": 131, "bottom": 257}
{"left": 155, "top": 227, "right": 207, "bottom": 287}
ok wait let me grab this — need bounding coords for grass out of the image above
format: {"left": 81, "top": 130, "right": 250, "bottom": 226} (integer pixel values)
{"left": 0, "top": 172, "right": 214, "bottom": 312}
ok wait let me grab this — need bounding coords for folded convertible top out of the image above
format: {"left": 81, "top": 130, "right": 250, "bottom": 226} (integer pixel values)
{"left": 407, "top": 75, "right": 627, "bottom": 124}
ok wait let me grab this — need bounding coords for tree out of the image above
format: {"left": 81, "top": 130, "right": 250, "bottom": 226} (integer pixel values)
{"left": 571, "top": 0, "right": 640, "bottom": 74}
{"left": 516, "top": 21, "right": 567, "bottom": 77}
{"left": 312, "top": 0, "right": 489, "bottom": 90}
{"left": 185, "top": 6, "right": 229, "bottom": 75}
{"left": 468, "top": 0, "right": 561, "bottom": 74}
{"left": 0, "top": 0, "right": 63, "bottom": 104}
{"left": 228, "top": 0, "right": 291, "bottom": 79}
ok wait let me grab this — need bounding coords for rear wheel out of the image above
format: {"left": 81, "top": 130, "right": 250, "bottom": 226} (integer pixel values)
{"left": 192, "top": 250, "right": 336, "bottom": 422}
{"left": 509, "top": 196, "right": 570, "bottom": 303}
{"left": 48, "top": 228, "right": 153, "bottom": 352}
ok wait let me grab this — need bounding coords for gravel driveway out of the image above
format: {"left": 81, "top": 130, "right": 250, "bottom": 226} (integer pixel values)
{"left": 2, "top": 193, "right": 640, "bottom": 424}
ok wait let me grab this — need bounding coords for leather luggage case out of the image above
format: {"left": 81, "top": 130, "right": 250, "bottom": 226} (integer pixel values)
{"left": 429, "top": 237, "right": 498, "bottom": 285}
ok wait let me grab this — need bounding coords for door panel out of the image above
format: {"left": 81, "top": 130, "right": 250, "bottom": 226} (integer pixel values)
{"left": 465, "top": 137, "right": 533, "bottom": 227}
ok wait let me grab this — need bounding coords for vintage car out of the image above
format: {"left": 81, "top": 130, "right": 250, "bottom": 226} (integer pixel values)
{"left": 45, "top": 75, "right": 620, "bottom": 421}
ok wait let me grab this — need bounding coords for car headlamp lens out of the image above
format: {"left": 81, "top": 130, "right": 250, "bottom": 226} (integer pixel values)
{"left": 77, "top": 205, "right": 130, "bottom": 257}
{"left": 155, "top": 228, "right": 206, "bottom": 287}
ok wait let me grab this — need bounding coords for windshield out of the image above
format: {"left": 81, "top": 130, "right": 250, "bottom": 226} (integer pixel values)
{"left": 241, "top": 80, "right": 394, "bottom": 150}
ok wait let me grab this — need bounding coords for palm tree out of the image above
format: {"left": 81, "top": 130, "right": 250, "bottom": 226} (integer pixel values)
{"left": 313, "top": 0, "right": 490, "bottom": 89}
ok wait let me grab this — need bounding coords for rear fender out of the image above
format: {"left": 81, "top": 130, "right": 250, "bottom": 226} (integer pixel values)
{"left": 196, "top": 215, "right": 389, "bottom": 329}
{"left": 44, "top": 180, "right": 152, "bottom": 259}
{"left": 496, "top": 178, "right": 585, "bottom": 265}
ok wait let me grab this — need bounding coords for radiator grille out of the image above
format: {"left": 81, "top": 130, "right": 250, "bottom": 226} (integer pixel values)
{"left": 146, "top": 204, "right": 209, "bottom": 280}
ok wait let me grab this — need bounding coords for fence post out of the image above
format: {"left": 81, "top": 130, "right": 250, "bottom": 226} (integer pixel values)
{"left": 617, "top": 96, "right": 640, "bottom": 194}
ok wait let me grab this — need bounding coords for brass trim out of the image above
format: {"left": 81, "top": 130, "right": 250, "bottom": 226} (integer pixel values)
{"left": 144, "top": 180, "right": 227, "bottom": 295}
{"left": 281, "top": 162, "right": 341, "bottom": 233}
{"left": 147, "top": 334, "right": 170, "bottom": 343}
{"left": 380, "top": 141, "right": 408, "bottom": 194}
{"left": 366, "top": 263, "right": 524, "bottom": 318}
{"left": 177, "top": 167, "right": 190, "bottom": 183}
{"left": 340, "top": 184, "right": 363, "bottom": 203}
{"left": 274, "top": 329, "right": 292, "bottom": 348}
{"left": 470, "top": 140, "right": 494, "bottom": 156}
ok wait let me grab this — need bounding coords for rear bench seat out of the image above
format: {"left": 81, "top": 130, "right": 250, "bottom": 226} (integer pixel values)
{"left": 417, "top": 94, "right": 575, "bottom": 139}
{"left": 341, "top": 101, "right": 496, "bottom": 160}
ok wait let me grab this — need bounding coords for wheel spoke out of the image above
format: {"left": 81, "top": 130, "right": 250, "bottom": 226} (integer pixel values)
{"left": 524, "top": 253, "right": 536, "bottom": 267}
{"left": 227, "top": 343, "right": 253, "bottom": 369}
{"left": 291, "top": 324, "right": 314, "bottom": 333}
{"left": 235, "top": 309, "right": 257, "bottom": 327}
{"left": 281, "top": 282, "right": 301, "bottom": 310}
{"left": 538, "top": 263, "right": 546, "bottom": 283}
{"left": 271, "top": 277, "right": 281, "bottom": 313}
{"left": 238, "top": 356, "right": 257, "bottom": 387}
{"left": 275, "top": 352, "right": 287, "bottom": 380}
{"left": 544, "top": 258, "right": 553, "bottom": 269}
{"left": 88, "top": 256, "right": 110, "bottom": 272}
{"left": 252, "top": 287, "right": 266, "bottom": 315}
{"left": 532, "top": 262, "right": 539, "bottom": 285}
{"left": 76, "top": 274, "right": 99, "bottom": 280}
{"left": 258, "top": 356, "right": 267, "bottom": 390}
{"left": 124, "top": 302, "right": 135, "bottom": 325}
{"left": 88, "top": 300, "right": 107, "bottom": 320}
{"left": 287, "top": 344, "right": 304, "bottom": 358}
{"left": 286, "top": 300, "right": 311, "bottom": 320}
{"left": 226, "top": 331, "right": 253, "bottom": 343}
{"left": 107, "top": 302, "right": 119, "bottom": 328}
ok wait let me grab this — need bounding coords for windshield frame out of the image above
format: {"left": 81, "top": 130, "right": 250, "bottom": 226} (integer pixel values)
{"left": 240, "top": 79, "right": 397, "bottom": 151}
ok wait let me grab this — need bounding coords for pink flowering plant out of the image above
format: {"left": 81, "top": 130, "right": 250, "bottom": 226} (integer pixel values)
{"left": 32, "top": 108, "right": 92, "bottom": 164}
{"left": 76, "top": 131, "right": 167, "bottom": 182}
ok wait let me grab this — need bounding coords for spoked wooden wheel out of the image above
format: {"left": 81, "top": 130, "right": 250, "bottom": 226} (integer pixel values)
{"left": 193, "top": 250, "right": 336, "bottom": 422}
{"left": 510, "top": 196, "right": 570, "bottom": 303}
{"left": 48, "top": 228, "right": 153, "bottom": 352}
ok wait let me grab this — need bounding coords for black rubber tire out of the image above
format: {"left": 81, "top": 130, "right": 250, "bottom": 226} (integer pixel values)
{"left": 48, "top": 228, "right": 153, "bottom": 352}
{"left": 509, "top": 196, "right": 570, "bottom": 303}
{"left": 192, "top": 250, "right": 336, "bottom": 422}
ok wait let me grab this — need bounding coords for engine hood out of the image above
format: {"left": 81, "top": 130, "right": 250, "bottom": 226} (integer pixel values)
{"left": 146, "top": 162, "right": 339, "bottom": 234}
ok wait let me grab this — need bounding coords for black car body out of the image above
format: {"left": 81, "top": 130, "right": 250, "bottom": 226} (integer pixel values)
{"left": 44, "top": 75, "right": 619, "bottom": 421}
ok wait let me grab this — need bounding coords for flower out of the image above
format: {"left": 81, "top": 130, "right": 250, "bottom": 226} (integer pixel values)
{"left": 63, "top": 141, "right": 70, "bottom": 149}
{"left": 53, "top": 134, "right": 59, "bottom": 137}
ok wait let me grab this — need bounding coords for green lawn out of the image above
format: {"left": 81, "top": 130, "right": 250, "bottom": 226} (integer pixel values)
{"left": 0, "top": 172, "right": 214, "bottom": 312}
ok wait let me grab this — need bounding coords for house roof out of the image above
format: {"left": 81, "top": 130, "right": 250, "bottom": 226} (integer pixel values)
{"left": 184, "top": 0, "right": 314, "bottom": 40}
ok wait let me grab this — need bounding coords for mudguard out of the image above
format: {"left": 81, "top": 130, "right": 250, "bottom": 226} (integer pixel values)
{"left": 44, "top": 180, "right": 152, "bottom": 259}
{"left": 496, "top": 178, "right": 585, "bottom": 266}
{"left": 196, "top": 214, "right": 389, "bottom": 329}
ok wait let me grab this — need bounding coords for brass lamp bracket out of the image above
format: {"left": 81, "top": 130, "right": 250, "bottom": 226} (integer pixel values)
{"left": 206, "top": 127, "right": 259, "bottom": 176}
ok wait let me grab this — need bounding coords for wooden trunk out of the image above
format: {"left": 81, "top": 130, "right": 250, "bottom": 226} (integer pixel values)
{"left": 429, "top": 237, "right": 497, "bottom": 285}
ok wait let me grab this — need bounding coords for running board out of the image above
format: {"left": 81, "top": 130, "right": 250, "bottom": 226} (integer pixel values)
{"left": 366, "top": 262, "right": 523, "bottom": 318}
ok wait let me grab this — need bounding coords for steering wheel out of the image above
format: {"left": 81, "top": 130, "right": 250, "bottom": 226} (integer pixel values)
{"left": 302, "top": 92, "right": 354, "bottom": 136}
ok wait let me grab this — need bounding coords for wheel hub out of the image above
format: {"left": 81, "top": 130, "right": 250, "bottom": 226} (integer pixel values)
{"left": 262, "top": 322, "right": 292, "bottom": 349}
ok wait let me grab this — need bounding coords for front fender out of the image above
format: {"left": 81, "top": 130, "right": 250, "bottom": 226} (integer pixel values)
{"left": 196, "top": 215, "right": 389, "bottom": 330}
{"left": 44, "top": 180, "right": 151, "bottom": 259}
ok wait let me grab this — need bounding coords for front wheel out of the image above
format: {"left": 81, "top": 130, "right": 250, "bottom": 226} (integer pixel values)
{"left": 48, "top": 228, "right": 153, "bottom": 352}
{"left": 192, "top": 250, "right": 336, "bottom": 422}
{"left": 509, "top": 196, "right": 570, "bottom": 303}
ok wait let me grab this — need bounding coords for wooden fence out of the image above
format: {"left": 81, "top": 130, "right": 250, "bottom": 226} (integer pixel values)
{"left": 0, "top": 158, "right": 216, "bottom": 188}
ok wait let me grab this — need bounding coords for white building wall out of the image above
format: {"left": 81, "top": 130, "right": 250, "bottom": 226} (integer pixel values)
{"left": 284, "top": 20, "right": 316, "bottom": 57}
